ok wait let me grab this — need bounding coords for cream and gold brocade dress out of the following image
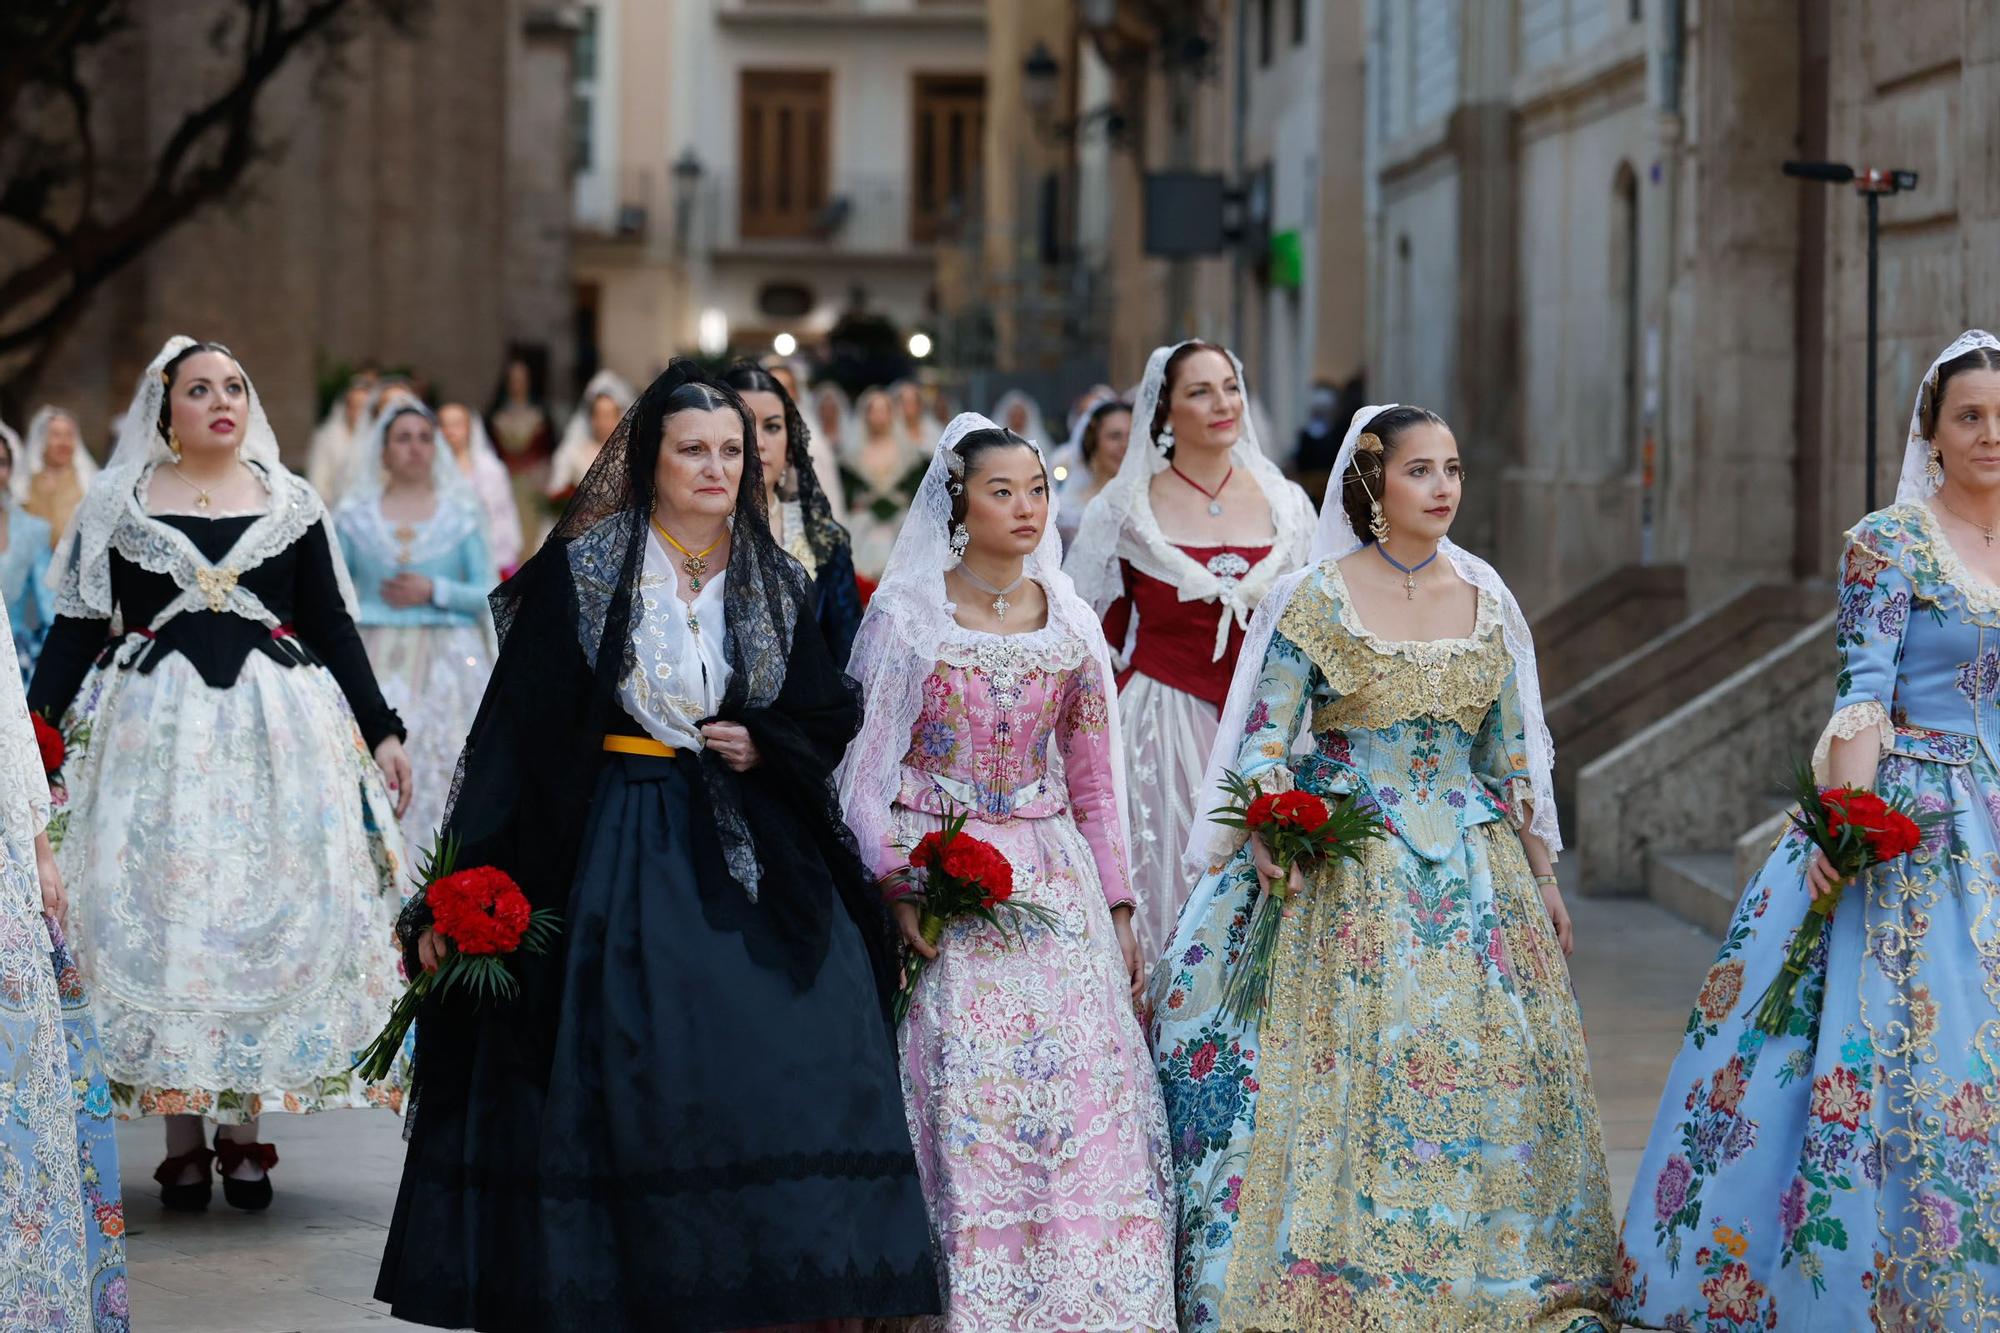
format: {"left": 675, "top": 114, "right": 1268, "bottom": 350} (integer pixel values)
{"left": 1148, "top": 559, "right": 1615, "bottom": 1332}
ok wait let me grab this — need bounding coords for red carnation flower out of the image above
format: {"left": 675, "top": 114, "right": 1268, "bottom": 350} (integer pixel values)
{"left": 427, "top": 866, "right": 533, "bottom": 956}
{"left": 1245, "top": 792, "right": 1281, "bottom": 828}
{"left": 1272, "top": 790, "right": 1330, "bottom": 830}
{"left": 31, "top": 714, "right": 63, "bottom": 779}
{"left": 910, "top": 832, "right": 945, "bottom": 870}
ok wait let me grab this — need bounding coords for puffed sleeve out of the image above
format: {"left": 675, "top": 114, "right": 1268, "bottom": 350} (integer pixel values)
{"left": 1812, "top": 516, "right": 1911, "bottom": 780}
{"left": 1471, "top": 658, "right": 1533, "bottom": 826}
{"left": 1056, "top": 655, "right": 1134, "bottom": 909}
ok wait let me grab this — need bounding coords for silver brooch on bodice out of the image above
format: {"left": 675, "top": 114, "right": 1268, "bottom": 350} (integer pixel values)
{"left": 1205, "top": 550, "right": 1252, "bottom": 598}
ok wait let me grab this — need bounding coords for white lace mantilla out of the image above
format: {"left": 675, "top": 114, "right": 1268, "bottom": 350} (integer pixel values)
{"left": 60, "top": 462, "right": 328, "bottom": 629}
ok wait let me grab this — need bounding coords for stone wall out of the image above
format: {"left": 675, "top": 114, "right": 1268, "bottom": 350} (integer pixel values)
{"left": 1575, "top": 612, "right": 1834, "bottom": 895}
{"left": 20, "top": 0, "right": 572, "bottom": 464}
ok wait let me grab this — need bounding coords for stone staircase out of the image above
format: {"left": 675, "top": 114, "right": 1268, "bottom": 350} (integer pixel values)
{"left": 1544, "top": 579, "right": 1826, "bottom": 830}
{"left": 1574, "top": 605, "right": 1836, "bottom": 927}
{"left": 1530, "top": 565, "right": 1688, "bottom": 701}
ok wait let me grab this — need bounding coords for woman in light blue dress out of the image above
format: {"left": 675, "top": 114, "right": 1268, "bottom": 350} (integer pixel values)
{"left": 1615, "top": 331, "right": 2000, "bottom": 1331}
{"left": 1151, "top": 405, "right": 1612, "bottom": 1332}
{"left": 0, "top": 589, "right": 128, "bottom": 1330}
{"left": 0, "top": 428, "right": 54, "bottom": 678}
{"left": 334, "top": 400, "right": 496, "bottom": 845}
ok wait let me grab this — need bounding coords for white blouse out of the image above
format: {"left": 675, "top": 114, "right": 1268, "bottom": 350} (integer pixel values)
{"left": 619, "top": 528, "right": 732, "bottom": 750}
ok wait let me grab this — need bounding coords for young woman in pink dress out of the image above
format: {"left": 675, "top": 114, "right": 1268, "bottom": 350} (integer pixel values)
{"left": 838, "top": 413, "right": 1175, "bottom": 1331}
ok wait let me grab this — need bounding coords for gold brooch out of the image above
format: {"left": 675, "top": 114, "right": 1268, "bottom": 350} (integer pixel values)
{"left": 195, "top": 566, "right": 239, "bottom": 613}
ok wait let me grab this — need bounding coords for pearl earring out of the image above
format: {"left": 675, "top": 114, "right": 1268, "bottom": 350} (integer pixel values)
{"left": 950, "top": 522, "right": 970, "bottom": 558}
{"left": 1927, "top": 449, "right": 1945, "bottom": 486}
{"left": 1156, "top": 422, "right": 1175, "bottom": 457}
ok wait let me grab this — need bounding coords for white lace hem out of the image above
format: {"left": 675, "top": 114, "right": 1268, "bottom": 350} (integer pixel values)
{"left": 1812, "top": 701, "right": 1891, "bottom": 784}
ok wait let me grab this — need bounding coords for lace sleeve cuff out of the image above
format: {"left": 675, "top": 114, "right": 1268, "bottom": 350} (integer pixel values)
{"left": 1812, "top": 701, "right": 1891, "bottom": 784}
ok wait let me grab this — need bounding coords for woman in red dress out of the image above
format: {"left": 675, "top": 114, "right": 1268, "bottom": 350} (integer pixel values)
{"left": 1066, "top": 340, "right": 1315, "bottom": 957}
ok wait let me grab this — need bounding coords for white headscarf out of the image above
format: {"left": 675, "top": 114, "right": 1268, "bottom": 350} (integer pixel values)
{"left": 1065, "top": 340, "right": 1316, "bottom": 658}
{"left": 834, "top": 412, "right": 1132, "bottom": 870}
{"left": 14, "top": 406, "right": 100, "bottom": 503}
{"left": 989, "top": 389, "right": 1049, "bottom": 451}
{"left": 1182, "top": 403, "right": 1562, "bottom": 874}
{"left": 53, "top": 335, "right": 360, "bottom": 621}
{"left": 0, "top": 420, "right": 21, "bottom": 487}
{"left": 548, "top": 370, "right": 635, "bottom": 495}
{"left": 1897, "top": 329, "right": 2000, "bottom": 505}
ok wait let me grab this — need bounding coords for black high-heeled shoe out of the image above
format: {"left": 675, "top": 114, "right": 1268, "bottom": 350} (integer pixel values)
{"left": 154, "top": 1146, "right": 215, "bottom": 1212}
{"left": 214, "top": 1132, "right": 279, "bottom": 1212}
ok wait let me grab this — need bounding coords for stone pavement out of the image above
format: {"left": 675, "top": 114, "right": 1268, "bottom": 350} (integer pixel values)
{"left": 117, "top": 894, "right": 1719, "bottom": 1331}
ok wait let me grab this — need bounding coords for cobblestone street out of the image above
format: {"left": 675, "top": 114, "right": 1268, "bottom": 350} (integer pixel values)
{"left": 117, "top": 895, "right": 1719, "bottom": 1331}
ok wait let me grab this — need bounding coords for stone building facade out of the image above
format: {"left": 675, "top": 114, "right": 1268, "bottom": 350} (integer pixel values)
{"left": 1366, "top": 0, "right": 2000, "bottom": 617}
{"left": 973, "top": 0, "right": 1368, "bottom": 449}
{"left": 17, "top": 0, "right": 576, "bottom": 463}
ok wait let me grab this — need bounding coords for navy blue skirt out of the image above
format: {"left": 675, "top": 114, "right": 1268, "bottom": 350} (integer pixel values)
{"left": 376, "top": 751, "right": 938, "bottom": 1331}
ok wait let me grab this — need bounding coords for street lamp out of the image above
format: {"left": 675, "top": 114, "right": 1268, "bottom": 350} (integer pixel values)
{"left": 772, "top": 331, "right": 797, "bottom": 358}
{"left": 908, "top": 332, "right": 933, "bottom": 360}
{"left": 671, "top": 147, "right": 705, "bottom": 254}
{"left": 1022, "top": 41, "right": 1060, "bottom": 118}
{"left": 1782, "top": 159, "right": 1920, "bottom": 511}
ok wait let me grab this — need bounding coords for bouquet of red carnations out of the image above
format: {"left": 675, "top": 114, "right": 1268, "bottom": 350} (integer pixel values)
{"left": 1212, "top": 769, "right": 1386, "bottom": 1023}
{"left": 354, "top": 834, "right": 561, "bottom": 1081}
{"left": 1751, "top": 761, "right": 1945, "bottom": 1036}
{"left": 889, "top": 804, "right": 1057, "bottom": 1024}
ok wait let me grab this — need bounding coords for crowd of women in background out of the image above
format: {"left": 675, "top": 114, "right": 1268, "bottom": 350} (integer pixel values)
{"left": 7, "top": 328, "right": 2000, "bottom": 1333}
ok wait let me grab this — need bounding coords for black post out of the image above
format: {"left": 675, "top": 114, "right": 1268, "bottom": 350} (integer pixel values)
{"left": 1865, "top": 189, "right": 1880, "bottom": 513}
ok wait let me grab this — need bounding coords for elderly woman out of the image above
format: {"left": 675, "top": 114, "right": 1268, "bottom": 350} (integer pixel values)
{"left": 375, "top": 361, "right": 938, "bottom": 1331}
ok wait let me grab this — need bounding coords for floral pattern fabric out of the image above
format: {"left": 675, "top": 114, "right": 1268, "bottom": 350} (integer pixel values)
{"left": 1, "top": 861, "right": 128, "bottom": 1329}
{"left": 881, "top": 624, "right": 1175, "bottom": 1331}
{"left": 1616, "top": 504, "right": 2000, "bottom": 1331}
{"left": 1149, "top": 559, "right": 1614, "bottom": 1332}
{"left": 49, "top": 646, "right": 408, "bottom": 1122}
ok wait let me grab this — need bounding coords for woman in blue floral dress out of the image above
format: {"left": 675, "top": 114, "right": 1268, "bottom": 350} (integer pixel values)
{"left": 1614, "top": 330, "right": 2000, "bottom": 1331}
{"left": 1150, "top": 405, "right": 1613, "bottom": 1331}
{"left": 0, "top": 591, "right": 127, "bottom": 1329}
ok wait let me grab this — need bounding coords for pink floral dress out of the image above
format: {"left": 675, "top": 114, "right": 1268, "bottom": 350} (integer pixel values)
{"left": 873, "top": 623, "right": 1175, "bottom": 1332}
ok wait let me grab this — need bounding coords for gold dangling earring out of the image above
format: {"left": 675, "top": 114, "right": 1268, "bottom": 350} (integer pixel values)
{"left": 1927, "top": 448, "right": 1945, "bottom": 486}
{"left": 1369, "top": 499, "right": 1390, "bottom": 543}
{"left": 167, "top": 426, "right": 182, "bottom": 462}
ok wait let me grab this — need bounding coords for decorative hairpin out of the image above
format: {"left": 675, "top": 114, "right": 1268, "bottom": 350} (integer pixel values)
{"left": 1356, "top": 431, "right": 1383, "bottom": 455}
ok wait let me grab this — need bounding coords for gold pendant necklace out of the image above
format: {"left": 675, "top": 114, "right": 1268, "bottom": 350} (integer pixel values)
{"left": 172, "top": 464, "right": 214, "bottom": 512}
{"left": 653, "top": 520, "right": 726, "bottom": 592}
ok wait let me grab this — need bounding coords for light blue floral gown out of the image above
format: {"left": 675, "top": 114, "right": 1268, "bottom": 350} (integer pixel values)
{"left": 1149, "top": 560, "right": 1614, "bottom": 1332}
{"left": 0, "top": 594, "right": 126, "bottom": 1330}
{"left": 1616, "top": 503, "right": 2000, "bottom": 1331}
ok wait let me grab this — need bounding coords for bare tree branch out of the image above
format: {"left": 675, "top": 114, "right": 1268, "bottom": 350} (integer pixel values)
{"left": 0, "top": 0, "right": 429, "bottom": 402}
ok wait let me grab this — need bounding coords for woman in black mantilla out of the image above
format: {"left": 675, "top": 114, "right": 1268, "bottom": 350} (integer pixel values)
{"left": 719, "top": 360, "right": 863, "bottom": 663}
{"left": 374, "top": 360, "right": 939, "bottom": 1332}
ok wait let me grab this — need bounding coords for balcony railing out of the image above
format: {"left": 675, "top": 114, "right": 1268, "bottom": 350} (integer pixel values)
{"left": 582, "top": 166, "right": 979, "bottom": 260}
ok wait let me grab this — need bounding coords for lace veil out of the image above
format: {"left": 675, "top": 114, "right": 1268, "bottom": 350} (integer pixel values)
{"left": 1065, "top": 340, "right": 1315, "bottom": 653}
{"left": 1897, "top": 329, "right": 2000, "bottom": 504}
{"left": 1183, "top": 402, "right": 1563, "bottom": 874}
{"left": 548, "top": 369, "right": 636, "bottom": 493}
{"left": 835, "top": 412, "right": 1134, "bottom": 871}
{"left": 13, "top": 406, "right": 100, "bottom": 502}
{"left": 52, "top": 335, "right": 359, "bottom": 620}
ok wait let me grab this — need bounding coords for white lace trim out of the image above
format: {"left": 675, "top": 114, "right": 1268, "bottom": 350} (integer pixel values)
{"left": 1904, "top": 502, "right": 2000, "bottom": 617}
{"left": 935, "top": 618, "right": 1088, "bottom": 676}
{"left": 1320, "top": 558, "right": 1501, "bottom": 661}
{"left": 0, "top": 595, "right": 50, "bottom": 842}
{"left": 1812, "top": 701, "right": 1891, "bottom": 785}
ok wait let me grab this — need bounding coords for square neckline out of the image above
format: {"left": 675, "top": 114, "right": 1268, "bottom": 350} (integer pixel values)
{"left": 1323, "top": 556, "right": 1495, "bottom": 650}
